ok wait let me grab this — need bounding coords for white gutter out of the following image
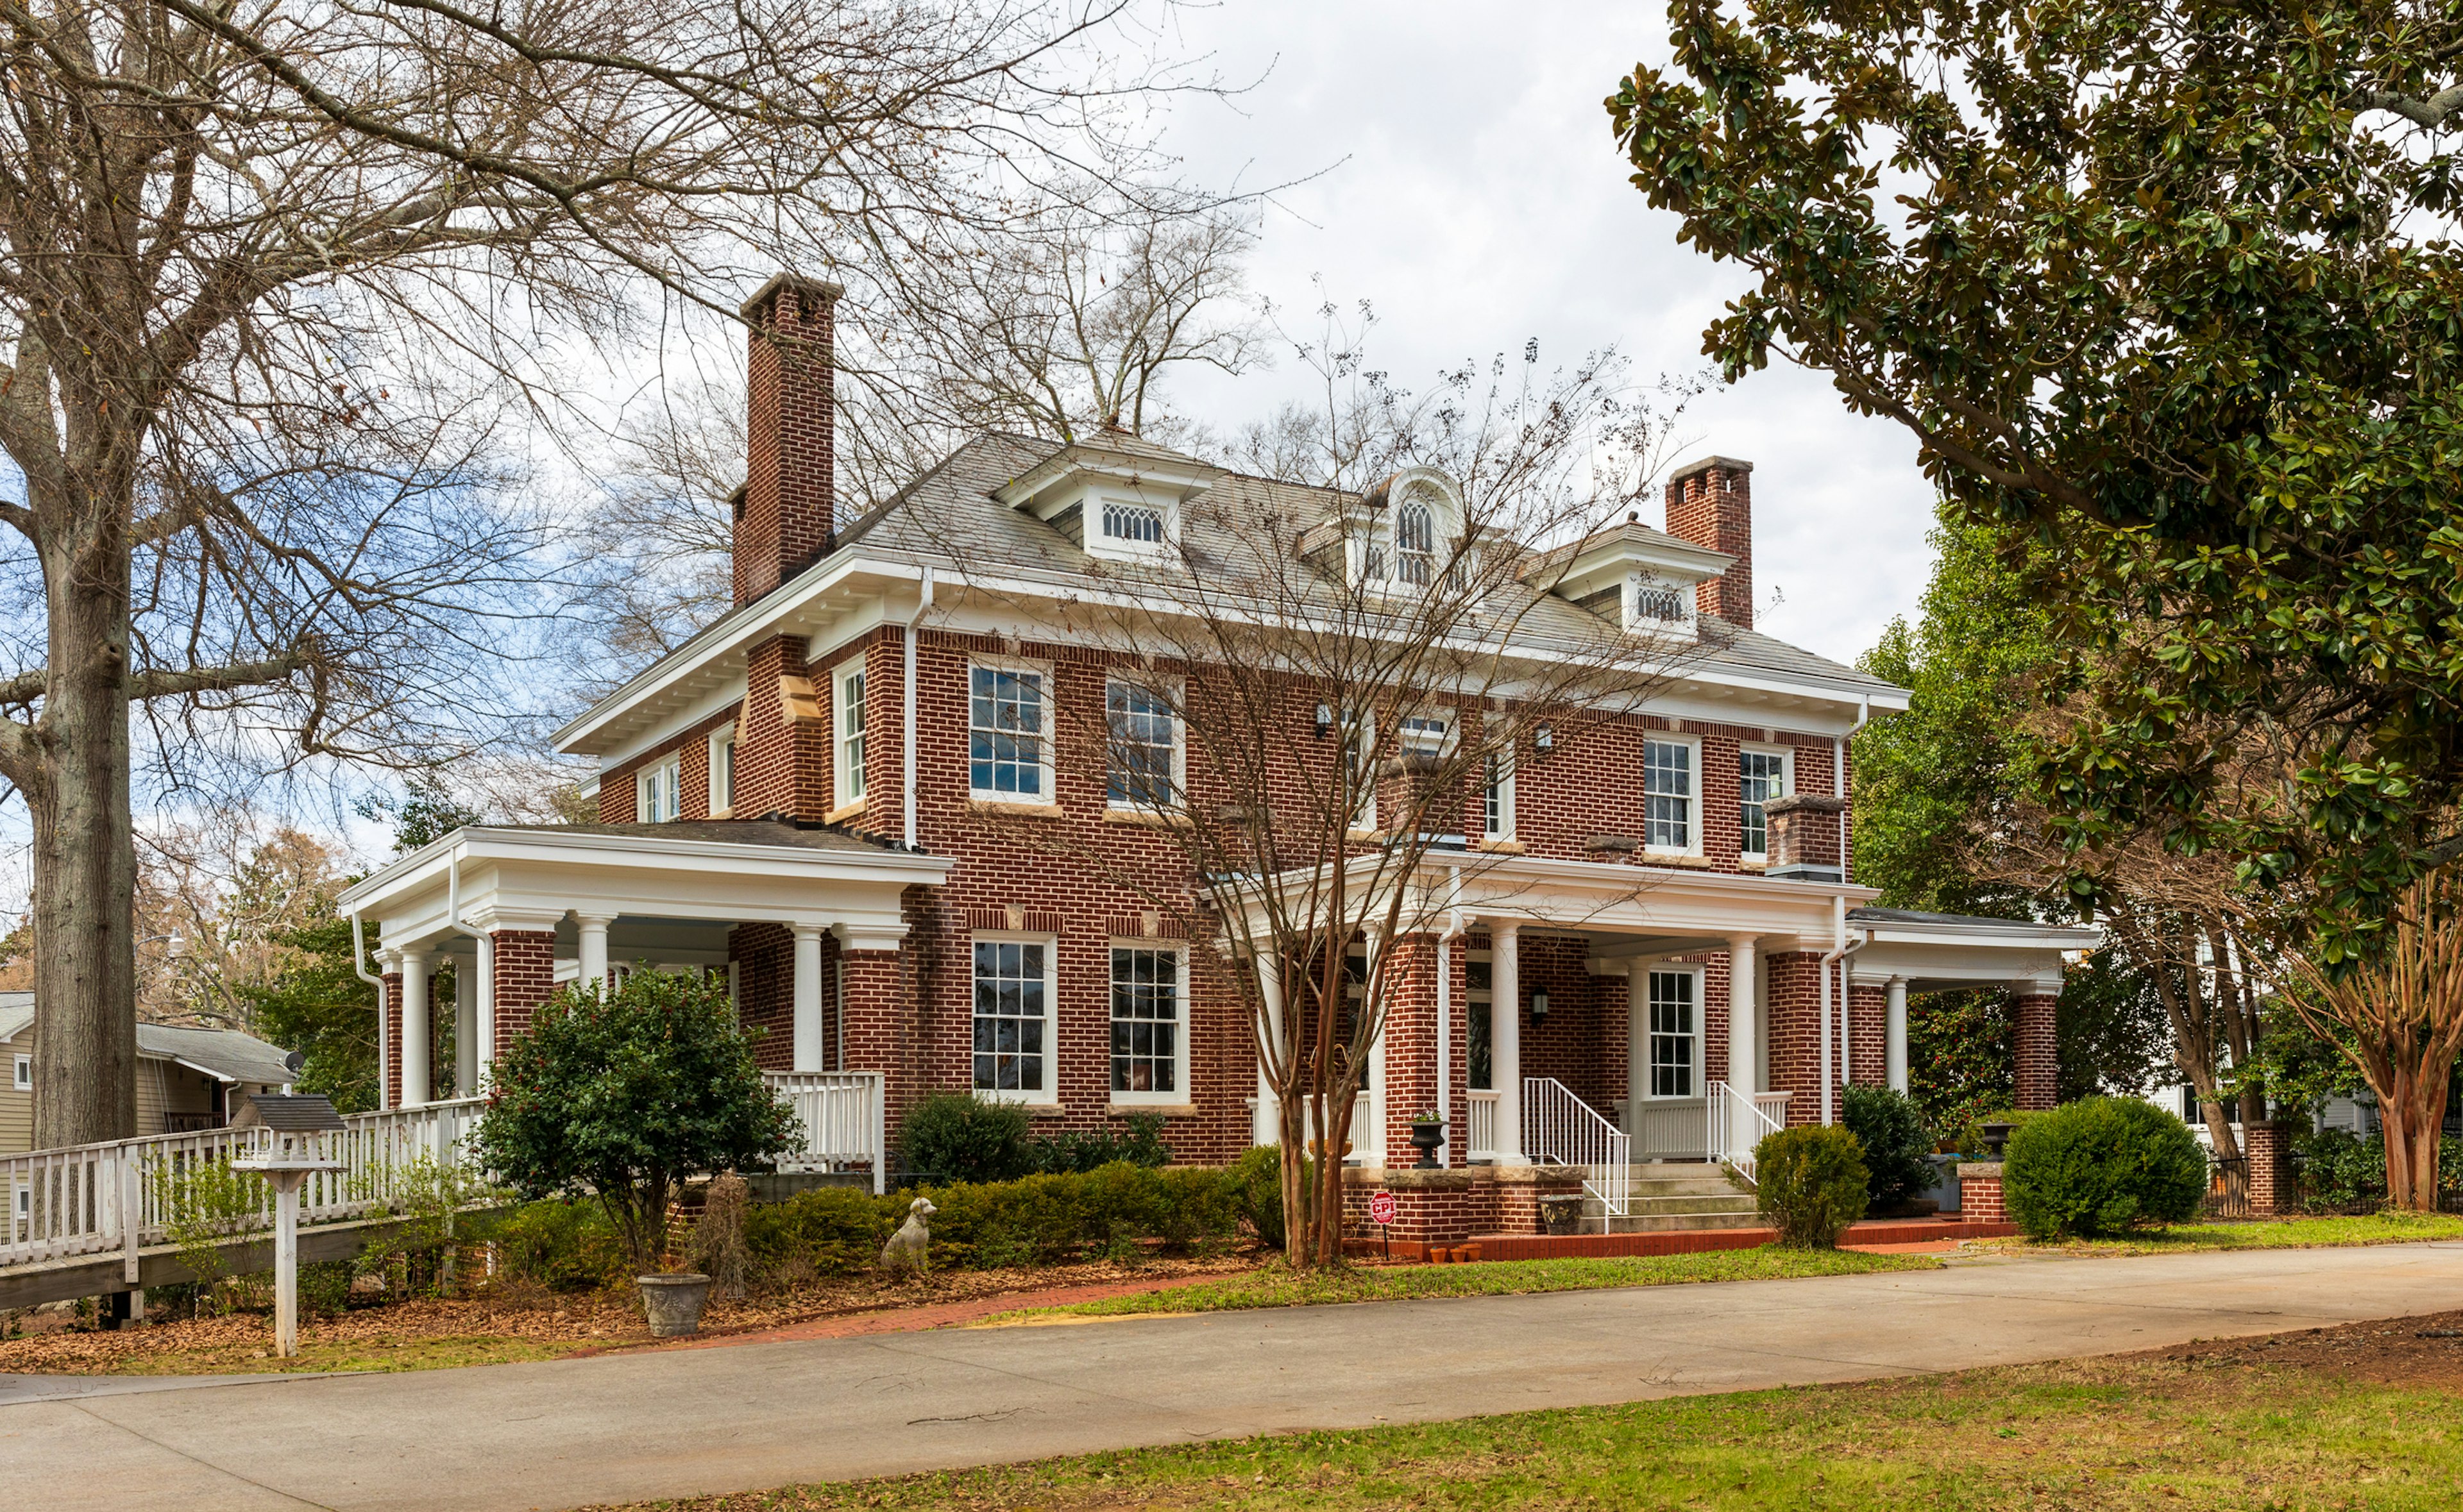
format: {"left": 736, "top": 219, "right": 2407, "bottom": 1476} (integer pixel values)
{"left": 901, "top": 565, "right": 935, "bottom": 848}
{"left": 1818, "top": 894, "right": 1872, "bottom": 1125}
{"left": 351, "top": 912, "right": 389, "bottom": 1111}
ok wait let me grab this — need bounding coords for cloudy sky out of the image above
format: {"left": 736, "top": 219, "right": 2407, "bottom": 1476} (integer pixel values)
{"left": 1151, "top": 1, "right": 1940, "bottom": 669}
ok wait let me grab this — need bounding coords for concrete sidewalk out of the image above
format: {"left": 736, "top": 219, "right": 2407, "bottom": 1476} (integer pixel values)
{"left": 8, "top": 1243, "right": 2460, "bottom": 1512}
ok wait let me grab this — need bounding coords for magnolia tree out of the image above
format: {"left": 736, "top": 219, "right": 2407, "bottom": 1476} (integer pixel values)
{"left": 954, "top": 342, "right": 1708, "bottom": 1266}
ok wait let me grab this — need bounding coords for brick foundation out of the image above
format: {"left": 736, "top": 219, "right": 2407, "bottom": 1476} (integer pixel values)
{"left": 1338, "top": 1166, "right": 1587, "bottom": 1247}
{"left": 1959, "top": 1162, "right": 2006, "bottom": 1222}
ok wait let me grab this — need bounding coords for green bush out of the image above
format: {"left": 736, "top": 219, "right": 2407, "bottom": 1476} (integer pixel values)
{"left": 1230, "top": 1145, "right": 1291, "bottom": 1250}
{"left": 1033, "top": 1112, "right": 1172, "bottom": 1173}
{"left": 745, "top": 1162, "right": 1245, "bottom": 1277}
{"left": 486, "top": 1198, "right": 634, "bottom": 1291}
{"left": 899, "top": 1093, "right": 1035, "bottom": 1184}
{"left": 1752, "top": 1125, "right": 1870, "bottom": 1248}
{"left": 2002, "top": 1097, "right": 2206, "bottom": 1239}
{"left": 2290, "top": 1125, "right": 2463, "bottom": 1212}
{"left": 1841, "top": 1085, "right": 1933, "bottom": 1210}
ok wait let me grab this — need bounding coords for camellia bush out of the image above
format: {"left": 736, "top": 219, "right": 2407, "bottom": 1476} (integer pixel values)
{"left": 474, "top": 970, "right": 798, "bottom": 1274}
{"left": 2001, "top": 1097, "right": 2206, "bottom": 1239}
{"left": 1750, "top": 1125, "right": 1870, "bottom": 1249}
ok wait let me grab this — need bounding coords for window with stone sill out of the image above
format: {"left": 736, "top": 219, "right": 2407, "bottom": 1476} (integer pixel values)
{"left": 1483, "top": 752, "right": 1515, "bottom": 841}
{"left": 1109, "top": 945, "right": 1184, "bottom": 1102}
{"left": 636, "top": 756, "right": 682, "bottom": 824}
{"left": 836, "top": 659, "right": 867, "bottom": 806}
{"left": 1643, "top": 737, "right": 1696, "bottom": 852}
{"left": 1105, "top": 680, "right": 1180, "bottom": 811}
{"left": 972, "top": 936, "right": 1055, "bottom": 1102}
{"left": 1739, "top": 746, "right": 1791, "bottom": 857}
{"left": 708, "top": 728, "right": 737, "bottom": 814}
{"left": 969, "top": 661, "right": 1051, "bottom": 800}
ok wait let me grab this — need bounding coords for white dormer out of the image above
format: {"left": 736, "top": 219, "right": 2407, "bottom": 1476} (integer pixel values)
{"left": 1350, "top": 467, "right": 1467, "bottom": 594}
{"left": 1519, "top": 520, "right": 1734, "bottom": 641}
{"left": 994, "top": 436, "right": 1223, "bottom": 564}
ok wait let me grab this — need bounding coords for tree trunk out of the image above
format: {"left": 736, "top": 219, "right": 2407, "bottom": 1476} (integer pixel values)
{"left": 28, "top": 496, "right": 138, "bottom": 1150}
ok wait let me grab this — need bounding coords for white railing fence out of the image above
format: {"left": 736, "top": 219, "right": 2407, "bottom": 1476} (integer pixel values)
{"left": 1466, "top": 1090, "right": 1500, "bottom": 1161}
{"left": 1523, "top": 1077, "right": 1629, "bottom": 1226}
{"left": 763, "top": 1071, "right": 886, "bottom": 1193}
{"left": 1707, "top": 1082, "right": 1790, "bottom": 1185}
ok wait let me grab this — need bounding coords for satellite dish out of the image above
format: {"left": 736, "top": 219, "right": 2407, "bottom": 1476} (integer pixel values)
{"left": 284, "top": 1049, "right": 306, "bottom": 1077}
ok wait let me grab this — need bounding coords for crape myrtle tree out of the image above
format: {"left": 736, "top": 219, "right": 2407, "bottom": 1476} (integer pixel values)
{"left": 956, "top": 333, "right": 1707, "bottom": 1267}
{"left": 0, "top": 0, "right": 1218, "bottom": 1147}
{"left": 1609, "top": 2, "right": 2463, "bottom": 959}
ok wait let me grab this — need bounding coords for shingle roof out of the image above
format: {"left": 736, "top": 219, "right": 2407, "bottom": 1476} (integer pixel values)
{"left": 0, "top": 998, "right": 298, "bottom": 1086}
{"left": 834, "top": 433, "right": 1901, "bottom": 696}
{"left": 482, "top": 818, "right": 906, "bottom": 855}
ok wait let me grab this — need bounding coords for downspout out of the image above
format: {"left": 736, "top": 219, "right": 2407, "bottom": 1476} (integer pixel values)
{"left": 351, "top": 911, "right": 389, "bottom": 1111}
{"left": 1817, "top": 896, "right": 1872, "bottom": 1125}
{"left": 900, "top": 565, "right": 936, "bottom": 850}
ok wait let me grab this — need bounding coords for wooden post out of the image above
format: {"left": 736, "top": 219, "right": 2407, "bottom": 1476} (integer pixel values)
{"left": 273, "top": 1173, "right": 303, "bottom": 1357}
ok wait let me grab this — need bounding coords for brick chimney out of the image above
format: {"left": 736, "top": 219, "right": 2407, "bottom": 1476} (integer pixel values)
{"left": 736, "top": 273, "right": 843, "bottom": 607}
{"left": 1665, "top": 455, "right": 1754, "bottom": 629}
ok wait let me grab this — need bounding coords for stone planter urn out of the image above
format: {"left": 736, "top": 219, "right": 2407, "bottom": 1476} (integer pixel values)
{"left": 1980, "top": 1121, "right": 2017, "bottom": 1159}
{"left": 1408, "top": 1119, "right": 1446, "bottom": 1170}
{"left": 1538, "top": 1194, "right": 1586, "bottom": 1236}
{"left": 638, "top": 1273, "right": 714, "bottom": 1337}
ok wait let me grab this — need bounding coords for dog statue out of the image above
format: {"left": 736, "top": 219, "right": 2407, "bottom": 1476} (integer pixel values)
{"left": 881, "top": 1196, "right": 938, "bottom": 1275}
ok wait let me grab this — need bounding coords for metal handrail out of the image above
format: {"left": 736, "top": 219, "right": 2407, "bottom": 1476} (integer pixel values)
{"left": 1523, "top": 1076, "right": 1629, "bottom": 1226}
{"left": 1707, "top": 1080, "right": 1788, "bottom": 1184}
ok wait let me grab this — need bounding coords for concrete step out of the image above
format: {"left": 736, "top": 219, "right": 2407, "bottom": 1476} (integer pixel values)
{"left": 1586, "top": 1194, "right": 1759, "bottom": 1218}
{"left": 1600, "top": 1209, "right": 1768, "bottom": 1234}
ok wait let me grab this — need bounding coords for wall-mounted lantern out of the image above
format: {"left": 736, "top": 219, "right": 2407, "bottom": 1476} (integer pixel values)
{"left": 1534, "top": 723, "right": 1555, "bottom": 755}
{"left": 1314, "top": 703, "right": 1334, "bottom": 738}
{"left": 1529, "top": 987, "right": 1550, "bottom": 1023}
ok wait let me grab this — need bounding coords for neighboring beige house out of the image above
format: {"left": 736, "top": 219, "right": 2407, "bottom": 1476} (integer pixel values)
{"left": 0, "top": 994, "right": 297, "bottom": 1154}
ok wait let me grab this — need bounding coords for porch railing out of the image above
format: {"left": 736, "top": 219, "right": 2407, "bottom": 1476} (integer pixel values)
{"left": 1524, "top": 1077, "right": 1629, "bottom": 1226}
{"left": 1466, "top": 1089, "right": 1500, "bottom": 1161}
{"left": 763, "top": 1071, "right": 886, "bottom": 1193}
{"left": 1707, "top": 1082, "right": 1789, "bottom": 1185}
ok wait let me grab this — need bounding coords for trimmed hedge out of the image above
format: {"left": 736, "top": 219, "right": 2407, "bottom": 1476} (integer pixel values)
{"left": 2002, "top": 1096, "right": 2206, "bottom": 1239}
{"left": 898, "top": 1093, "right": 1175, "bottom": 1182}
{"left": 1752, "top": 1125, "right": 1869, "bottom": 1249}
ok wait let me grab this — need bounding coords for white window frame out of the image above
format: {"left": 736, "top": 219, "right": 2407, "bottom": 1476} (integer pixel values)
{"left": 968, "top": 657, "right": 1055, "bottom": 802}
{"left": 12, "top": 1054, "right": 28, "bottom": 1091}
{"left": 1643, "top": 735, "right": 1702, "bottom": 857}
{"left": 1483, "top": 750, "right": 1516, "bottom": 841}
{"left": 1645, "top": 966, "right": 1704, "bottom": 1099}
{"left": 1107, "top": 940, "right": 1189, "bottom": 1105}
{"left": 1089, "top": 489, "right": 1174, "bottom": 561}
{"left": 707, "top": 727, "right": 737, "bottom": 817}
{"left": 970, "top": 932, "right": 1060, "bottom": 1105}
{"left": 1339, "top": 709, "right": 1377, "bottom": 832}
{"left": 834, "top": 657, "right": 868, "bottom": 807}
{"left": 1105, "top": 678, "right": 1185, "bottom": 812}
{"left": 1738, "top": 744, "right": 1793, "bottom": 861}
{"left": 1627, "top": 573, "right": 1700, "bottom": 639}
{"left": 636, "top": 755, "right": 682, "bottom": 824}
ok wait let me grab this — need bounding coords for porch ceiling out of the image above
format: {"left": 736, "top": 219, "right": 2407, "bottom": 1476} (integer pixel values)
{"left": 336, "top": 820, "right": 953, "bottom": 954}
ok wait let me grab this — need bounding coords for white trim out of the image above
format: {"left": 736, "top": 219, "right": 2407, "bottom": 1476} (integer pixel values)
{"left": 1105, "top": 939, "right": 1190, "bottom": 1107}
{"left": 636, "top": 755, "right": 682, "bottom": 824}
{"left": 833, "top": 656, "right": 868, "bottom": 807}
{"left": 1642, "top": 965, "right": 1706, "bottom": 1100}
{"left": 967, "top": 655, "right": 1056, "bottom": 803}
{"left": 11, "top": 1054, "right": 27, "bottom": 1091}
{"left": 1737, "top": 743, "right": 1793, "bottom": 861}
{"left": 970, "top": 930, "right": 1060, "bottom": 1106}
{"left": 1482, "top": 750, "right": 1516, "bottom": 841}
{"left": 1643, "top": 733, "right": 1703, "bottom": 858}
{"left": 1104, "top": 675, "right": 1186, "bottom": 813}
{"left": 707, "top": 726, "right": 738, "bottom": 817}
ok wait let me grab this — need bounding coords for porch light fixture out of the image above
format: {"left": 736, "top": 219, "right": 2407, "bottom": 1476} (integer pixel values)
{"left": 1528, "top": 987, "right": 1550, "bottom": 1023}
{"left": 1314, "top": 703, "right": 1333, "bottom": 737}
{"left": 1534, "top": 723, "right": 1555, "bottom": 755}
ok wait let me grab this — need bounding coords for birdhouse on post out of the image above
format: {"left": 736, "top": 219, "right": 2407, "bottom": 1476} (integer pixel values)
{"left": 230, "top": 1092, "right": 346, "bottom": 1358}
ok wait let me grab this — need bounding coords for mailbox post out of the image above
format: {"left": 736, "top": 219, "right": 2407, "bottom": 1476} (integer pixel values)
{"left": 230, "top": 1093, "right": 347, "bottom": 1357}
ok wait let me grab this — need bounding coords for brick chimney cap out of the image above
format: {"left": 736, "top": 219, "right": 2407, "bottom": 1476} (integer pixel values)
{"left": 739, "top": 272, "right": 845, "bottom": 322}
{"left": 1765, "top": 793, "right": 1845, "bottom": 816}
{"left": 1668, "top": 454, "right": 1754, "bottom": 482}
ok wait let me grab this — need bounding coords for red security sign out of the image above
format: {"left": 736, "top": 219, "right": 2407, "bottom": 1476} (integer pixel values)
{"left": 1368, "top": 1190, "right": 1398, "bottom": 1226}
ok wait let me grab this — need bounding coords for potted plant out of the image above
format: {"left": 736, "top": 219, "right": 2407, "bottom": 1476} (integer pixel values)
{"left": 1408, "top": 1110, "right": 1446, "bottom": 1169}
{"left": 475, "top": 970, "right": 799, "bottom": 1337}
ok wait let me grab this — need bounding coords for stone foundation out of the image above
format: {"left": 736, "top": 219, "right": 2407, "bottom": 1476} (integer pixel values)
{"left": 1339, "top": 1165, "right": 1587, "bottom": 1246}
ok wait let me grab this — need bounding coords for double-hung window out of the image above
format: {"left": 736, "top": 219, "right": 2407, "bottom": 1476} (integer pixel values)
{"left": 1106, "top": 682, "right": 1179, "bottom": 810}
{"left": 971, "top": 937, "right": 1054, "bottom": 1100}
{"left": 835, "top": 660, "right": 867, "bottom": 807}
{"left": 969, "top": 663, "right": 1049, "bottom": 800}
{"left": 11, "top": 1054, "right": 28, "bottom": 1091}
{"left": 1483, "top": 752, "right": 1516, "bottom": 841}
{"left": 1647, "top": 970, "right": 1698, "bottom": 1097}
{"left": 636, "top": 755, "right": 681, "bottom": 823}
{"left": 1739, "top": 747, "right": 1790, "bottom": 859}
{"left": 708, "top": 728, "right": 736, "bottom": 816}
{"left": 1109, "top": 945, "right": 1183, "bottom": 1100}
{"left": 1643, "top": 737, "right": 1695, "bottom": 852}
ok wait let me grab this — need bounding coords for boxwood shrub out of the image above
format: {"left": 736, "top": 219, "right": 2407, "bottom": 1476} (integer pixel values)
{"left": 1751, "top": 1125, "right": 1870, "bottom": 1248}
{"left": 1840, "top": 1085, "right": 1933, "bottom": 1210}
{"left": 2002, "top": 1097, "right": 2206, "bottom": 1239}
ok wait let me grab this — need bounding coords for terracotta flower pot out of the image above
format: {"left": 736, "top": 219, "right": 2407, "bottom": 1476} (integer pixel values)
{"left": 638, "top": 1273, "right": 713, "bottom": 1337}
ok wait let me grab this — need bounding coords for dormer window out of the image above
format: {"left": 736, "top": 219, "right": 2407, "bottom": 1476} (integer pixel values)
{"left": 994, "top": 440, "right": 1221, "bottom": 566}
{"left": 1342, "top": 468, "right": 1467, "bottom": 596}
{"left": 1629, "top": 575, "right": 1696, "bottom": 634}
{"left": 1396, "top": 496, "right": 1436, "bottom": 587}
{"left": 1101, "top": 498, "right": 1166, "bottom": 546}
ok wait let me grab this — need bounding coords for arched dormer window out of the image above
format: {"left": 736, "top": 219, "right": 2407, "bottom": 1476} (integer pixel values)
{"left": 1396, "top": 496, "right": 1436, "bottom": 586}
{"left": 1351, "top": 468, "right": 1466, "bottom": 594}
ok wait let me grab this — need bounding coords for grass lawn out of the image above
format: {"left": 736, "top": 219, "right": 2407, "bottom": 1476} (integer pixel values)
{"left": 986, "top": 1247, "right": 1938, "bottom": 1323}
{"left": 589, "top": 1325, "right": 2463, "bottom": 1511}
{"left": 2003, "top": 1211, "right": 2463, "bottom": 1256}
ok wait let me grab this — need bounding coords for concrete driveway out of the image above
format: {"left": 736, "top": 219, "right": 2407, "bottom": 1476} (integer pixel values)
{"left": 8, "top": 1243, "right": 2460, "bottom": 1512}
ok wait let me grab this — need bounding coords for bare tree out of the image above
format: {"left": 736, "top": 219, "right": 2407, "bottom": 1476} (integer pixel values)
{"left": 0, "top": 0, "right": 1221, "bottom": 1147}
{"left": 955, "top": 343, "right": 1705, "bottom": 1265}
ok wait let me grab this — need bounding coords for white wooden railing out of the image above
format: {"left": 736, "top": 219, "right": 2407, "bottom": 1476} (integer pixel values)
{"left": 763, "top": 1071, "right": 886, "bottom": 1193}
{"left": 1249, "top": 1089, "right": 1382, "bottom": 1163}
{"left": 1466, "top": 1090, "right": 1500, "bottom": 1160}
{"left": 1707, "top": 1082, "right": 1791, "bottom": 1185}
{"left": 1523, "top": 1077, "right": 1629, "bottom": 1225}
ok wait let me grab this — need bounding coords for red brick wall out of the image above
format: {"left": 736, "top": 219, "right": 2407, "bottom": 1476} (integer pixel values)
{"left": 2015, "top": 993, "right": 2059, "bottom": 1111}
{"left": 489, "top": 930, "right": 559, "bottom": 1060}
{"left": 1665, "top": 458, "right": 1753, "bottom": 628}
{"left": 731, "top": 923, "right": 794, "bottom": 1070}
{"left": 1961, "top": 1168, "right": 2006, "bottom": 1221}
{"left": 737, "top": 279, "right": 836, "bottom": 606}
{"left": 2246, "top": 1121, "right": 2294, "bottom": 1216}
{"left": 1338, "top": 1172, "right": 1586, "bottom": 1245}
{"left": 381, "top": 971, "right": 403, "bottom": 1109}
{"left": 1849, "top": 981, "right": 1887, "bottom": 1088}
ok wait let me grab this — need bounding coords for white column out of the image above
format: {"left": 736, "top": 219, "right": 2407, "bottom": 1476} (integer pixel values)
{"left": 1490, "top": 922, "right": 1523, "bottom": 1163}
{"left": 452, "top": 957, "right": 477, "bottom": 1098}
{"left": 1727, "top": 934, "right": 1759, "bottom": 1153}
{"left": 475, "top": 934, "right": 496, "bottom": 1089}
{"left": 575, "top": 911, "right": 613, "bottom": 991}
{"left": 792, "top": 924, "right": 827, "bottom": 1072}
{"left": 398, "top": 947, "right": 430, "bottom": 1108}
{"left": 1886, "top": 977, "right": 1910, "bottom": 1094}
{"left": 1625, "top": 959, "right": 1650, "bottom": 1142}
{"left": 1253, "top": 951, "right": 1284, "bottom": 1147}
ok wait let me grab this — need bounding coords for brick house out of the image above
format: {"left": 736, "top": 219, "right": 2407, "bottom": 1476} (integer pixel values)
{"left": 339, "top": 273, "right": 2092, "bottom": 1213}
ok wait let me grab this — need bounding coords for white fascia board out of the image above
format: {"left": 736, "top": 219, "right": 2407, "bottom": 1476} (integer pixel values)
{"left": 1857, "top": 918, "right": 2102, "bottom": 951}
{"left": 595, "top": 673, "right": 750, "bottom": 776}
{"left": 168, "top": 1056, "right": 239, "bottom": 1084}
